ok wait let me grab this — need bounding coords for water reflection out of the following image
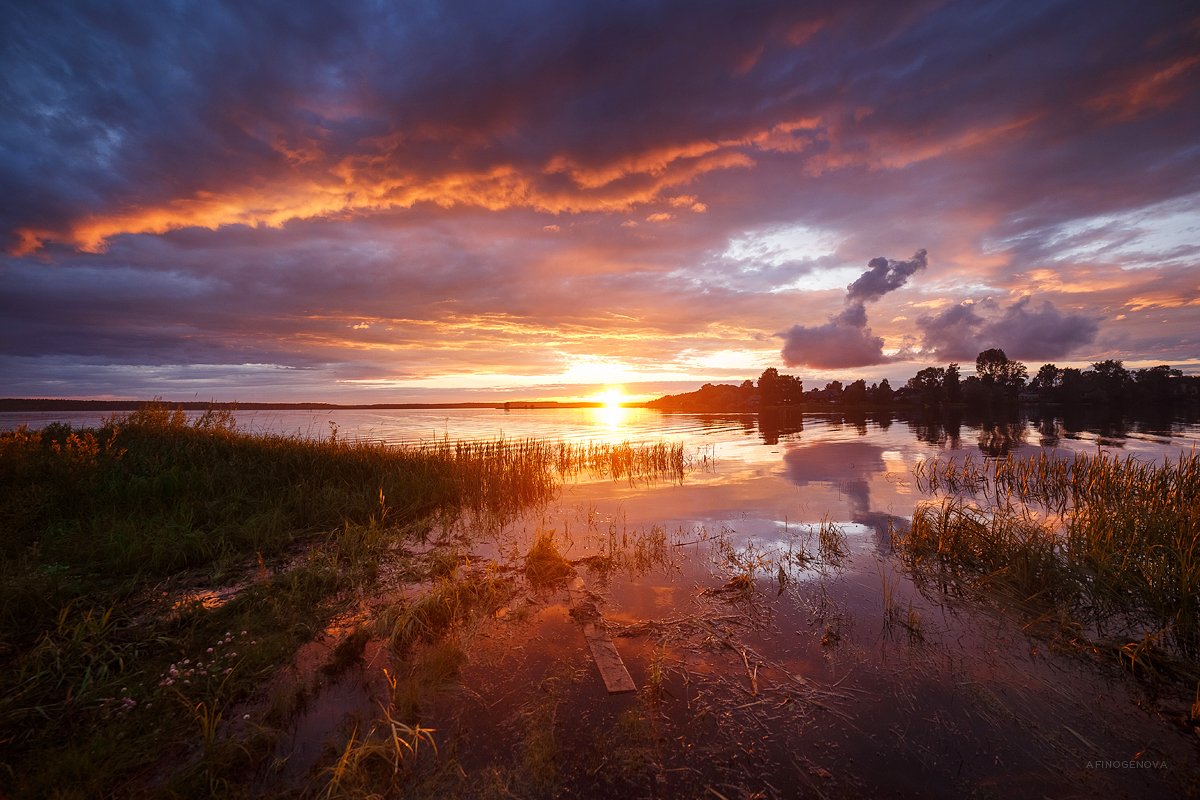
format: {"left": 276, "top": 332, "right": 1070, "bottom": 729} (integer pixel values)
{"left": 781, "top": 440, "right": 885, "bottom": 515}
{"left": 757, "top": 409, "right": 803, "bottom": 445}
{"left": 976, "top": 419, "right": 1028, "bottom": 457}
{"left": 906, "top": 409, "right": 962, "bottom": 449}
{"left": 590, "top": 403, "right": 633, "bottom": 431}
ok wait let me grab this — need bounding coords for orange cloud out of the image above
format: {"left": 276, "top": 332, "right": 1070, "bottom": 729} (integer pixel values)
{"left": 1088, "top": 54, "right": 1200, "bottom": 122}
{"left": 15, "top": 135, "right": 762, "bottom": 253}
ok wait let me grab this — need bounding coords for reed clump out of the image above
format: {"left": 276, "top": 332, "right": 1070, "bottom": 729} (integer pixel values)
{"left": 904, "top": 450, "right": 1200, "bottom": 673}
{"left": 524, "top": 530, "right": 575, "bottom": 588}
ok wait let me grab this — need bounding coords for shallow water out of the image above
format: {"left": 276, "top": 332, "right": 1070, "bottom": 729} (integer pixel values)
{"left": 13, "top": 406, "right": 1200, "bottom": 794}
{"left": 414, "top": 409, "right": 1199, "bottom": 797}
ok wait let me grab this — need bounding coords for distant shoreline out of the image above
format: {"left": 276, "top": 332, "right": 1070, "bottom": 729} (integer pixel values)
{"left": 0, "top": 398, "right": 651, "bottom": 412}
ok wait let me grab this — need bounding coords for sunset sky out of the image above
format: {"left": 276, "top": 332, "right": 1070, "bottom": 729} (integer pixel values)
{"left": 3, "top": 1, "right": 1198, "bottom": 402}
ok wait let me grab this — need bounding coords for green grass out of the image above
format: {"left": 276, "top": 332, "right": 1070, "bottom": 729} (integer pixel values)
{"left": 903, "top": 449, "right": 1200, "bottom": 677}
{"left": 0, "top": 403, "right": 687, "bottom": 798}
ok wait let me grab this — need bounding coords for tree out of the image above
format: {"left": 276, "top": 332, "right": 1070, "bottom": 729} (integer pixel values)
{"left": 1031, "top": 363, "right": 1062, "bottom": 391}
{"left": 975, "top": 348, "right": 1027, "bottom": 401}
{"left": 758, "top": 368, "right": 780, "bottom": 407}
{"left": 872, "top": 378, "right": 894, "bottom": 403}
{"left": 906, "top": 367, "right": 945, "bottom": 405}
{"left": 844, "top": 378, "right": 867, "bottom": 404}
{"left": 1134, "top": 365, "right": 1182, "bottom": 403}
{"left": 1089, "top": 360, "right": 1130, "bottom": 402}
{"left": 944, "top": 363, "right": 961, "bottom": 402}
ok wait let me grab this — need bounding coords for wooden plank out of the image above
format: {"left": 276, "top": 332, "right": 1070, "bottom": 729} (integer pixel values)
{"left": 567, "top": 576, "right": 636, "bottom": 694}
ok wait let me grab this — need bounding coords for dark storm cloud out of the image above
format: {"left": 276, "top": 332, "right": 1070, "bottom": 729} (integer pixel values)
{"left": 918, "top": 297, "right": 1100, "bottom": 362}
{"left": 2, "top": 0, "right": 1198, "bottom": 398}
{"left": 6, "top": 1, "right": 1198, "bottom": 252}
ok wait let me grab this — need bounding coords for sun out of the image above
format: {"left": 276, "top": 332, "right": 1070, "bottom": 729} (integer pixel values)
{"left": 592, "top": 387, "right": 627, "bottom": 409}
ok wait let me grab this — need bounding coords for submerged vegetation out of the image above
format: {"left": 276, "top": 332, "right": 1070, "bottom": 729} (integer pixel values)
{"left": 0, "top": 404, "right": 687, "bottom": 798}
{"left": 904, "top": 450, "right": 1200, "bottom": 674}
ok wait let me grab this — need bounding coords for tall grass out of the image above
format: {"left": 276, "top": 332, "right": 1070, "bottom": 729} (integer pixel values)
{"left": 0, "top": 403, "right": 688, "bottom": 797}
{"left": 904, "top": 450, "right": 1200, "bottom": 672}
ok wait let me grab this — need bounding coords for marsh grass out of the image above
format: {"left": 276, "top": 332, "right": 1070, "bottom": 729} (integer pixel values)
{"left": 904, "top": 450, "right": 1200, "bottom": 676}
{"left": 524, "top": 530, "right": 575, "bottom": 588}
{"left": 320, "top": 668, "right": 439, "bottom": 800}
{"left": 816, "top": 517, "right": 848, "bottom": 565}
{"left": 0, "top": 403, "right": 686, "bottom": 797}
{"left": 381, "top": 568, "right": 513, "bottom": 654}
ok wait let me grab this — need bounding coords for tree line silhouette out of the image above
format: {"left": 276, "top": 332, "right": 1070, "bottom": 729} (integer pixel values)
{"left": 648, "top": 348, "right": 1199, "bottom": 412}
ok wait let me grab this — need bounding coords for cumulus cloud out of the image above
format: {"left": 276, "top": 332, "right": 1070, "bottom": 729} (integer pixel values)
{"left": 845, "top": 249, "right": 927, "bottom": 303}
{"left": 780, "top": 250, "right": 926, "bottom": 368}
{"left": 780, "top": 312, "right": 887, "bottom": 368}
{"left": 918, "top": 297, "right": 1099, "bottom": 361}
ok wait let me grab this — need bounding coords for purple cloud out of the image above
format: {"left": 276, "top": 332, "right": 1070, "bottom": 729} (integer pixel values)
{"left": 780, "top": 250, "right": 927, "bottom": 368}
{"left": 919, "top": 297, "right": 1099, "bottom": 361}
{"left": 846, "top": 249, "right": 927, "bottom": 303}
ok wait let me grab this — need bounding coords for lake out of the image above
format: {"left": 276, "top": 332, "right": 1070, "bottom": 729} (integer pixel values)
{"left": 7, "top": 405, "right": 1199, "bottom": 795}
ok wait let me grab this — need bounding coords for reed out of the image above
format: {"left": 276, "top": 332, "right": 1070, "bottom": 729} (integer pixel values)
{"left": 904, "top": 450, "right": 1200, "bottom": 673}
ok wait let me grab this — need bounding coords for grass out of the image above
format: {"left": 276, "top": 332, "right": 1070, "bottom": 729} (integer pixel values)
{"left": 0, "top": 403, "right": 687, "bottom": 798}
{"left": 524, "top": 530, "right": 575, "bottom": 588}
{"left": 381, "top": 567, "right": 513, "bottom": 654}
{"left": 903, "top": 449, "right": 1200, "bottom": 677}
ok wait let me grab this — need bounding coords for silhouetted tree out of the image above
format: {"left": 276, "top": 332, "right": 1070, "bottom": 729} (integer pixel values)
{"left": 778, "top": 373, "right": 805, "bottom": 405}
{"left": 758, "top": 368, "right": 780, "bottom": 407}
{"left": 906, "top": 367, "right": 945, "bottom": 406}
{"left": 1089, "top": 359, "right": 1130, "bottom": 403}
{"left": 871, "top": 378, "right": 894, "bottom": 403}
{"left": 1031, "top": 363, "right": 1061, "bottom": 390}
{"left": 1134, "top": 365, "right": 1182, "bottom": 403}
{"left": 975, "top": 348, "right": 1026, "bottom": 402}
{"left": 844, "top": 379, "right": 867, "bottom": 405}
{"left": 944, "top": 363, "right": 961, "bottom": 403}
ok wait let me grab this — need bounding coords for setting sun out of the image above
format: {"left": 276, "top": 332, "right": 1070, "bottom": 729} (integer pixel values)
{"left": 592, "top": 388, "right": 627, "bottom": 409}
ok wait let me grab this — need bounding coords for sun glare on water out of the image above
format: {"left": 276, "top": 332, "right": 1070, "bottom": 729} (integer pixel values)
{"left": 591, "top": 387, "right": 631, "bottom": 429}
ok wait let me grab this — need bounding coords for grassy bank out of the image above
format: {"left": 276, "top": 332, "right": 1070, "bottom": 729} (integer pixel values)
{"left": 903, "top": 450, "right": 1200, "bottom": 679}
{"left": 0, "top": 405, "right": 686, "bottom": 797}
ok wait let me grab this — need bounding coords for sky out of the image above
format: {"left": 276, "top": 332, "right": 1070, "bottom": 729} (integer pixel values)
{"left": 2, "top": 0, "right": 1198, "bottom": 403}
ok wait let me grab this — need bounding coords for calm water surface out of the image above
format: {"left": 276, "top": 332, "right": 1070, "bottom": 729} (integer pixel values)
{"left": 9, "top": 407, "right": 1199, "bottom": 795}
